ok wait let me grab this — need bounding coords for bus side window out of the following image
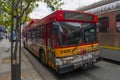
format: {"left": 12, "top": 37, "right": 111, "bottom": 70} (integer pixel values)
{"left": 38, "top": 26, "right": 44, "bottom": 45}
{"left": 52, "top": 33, "right": 54, "bottom": 48}
{"left": 46, "top": 24, "right": 52, "bottom": 48}
{"left": 31, "top": 29, "right": 36, "bottom": 41}
{"left": 52, "top": 22, "right": 60, "bottom": 48}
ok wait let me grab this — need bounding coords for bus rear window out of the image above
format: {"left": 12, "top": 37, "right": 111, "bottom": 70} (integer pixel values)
{"left": 64, "top": 12, "right": 94, "bottom": 21}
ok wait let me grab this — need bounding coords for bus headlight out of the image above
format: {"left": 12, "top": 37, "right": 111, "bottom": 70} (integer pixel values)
{"left": 62, "top": 57, "right": 74, "bottom": 64}
{"left": 56, "top": 57, "right": 74, "bottom": 65}
{"left": 56, "top": 58, "right": 63, "bottom": 66}
{"left": 63, "top": 60, "right": 67, "bottom": 64}
{"left": 95, "top": 51, "right": 100, "bottom": 56}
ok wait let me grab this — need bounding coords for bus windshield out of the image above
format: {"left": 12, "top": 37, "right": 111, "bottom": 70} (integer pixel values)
{"left": 84, "top": 24, "right": 97, "bottom": 43}
{"left": 56, "top": 22, "right": 97, "bottom": 46}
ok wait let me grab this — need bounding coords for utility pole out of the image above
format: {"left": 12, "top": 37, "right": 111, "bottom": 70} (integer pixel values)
{"left": 11, "top": 0, "right": 22, "bottom": 80}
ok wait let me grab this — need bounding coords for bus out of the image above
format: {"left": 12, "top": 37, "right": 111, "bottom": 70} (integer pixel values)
{"left": 22, "top": 10, "right": 100, "bottom": 73}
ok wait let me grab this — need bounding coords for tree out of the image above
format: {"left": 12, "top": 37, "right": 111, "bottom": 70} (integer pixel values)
{"left": 0, "top": 0, "right": 64, "bottom": 31}
{"left": 0, "top": 0, "right": 63, "bottom": 80}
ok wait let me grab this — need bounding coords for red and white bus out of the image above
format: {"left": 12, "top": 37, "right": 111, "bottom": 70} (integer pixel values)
{"left": 22, "top": 10, "right": 100, "bottom": 73}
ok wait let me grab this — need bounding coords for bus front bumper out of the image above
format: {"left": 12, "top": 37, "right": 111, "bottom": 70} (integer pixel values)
{"left": 57, "top": 56, "right": 101, "bottom": 74}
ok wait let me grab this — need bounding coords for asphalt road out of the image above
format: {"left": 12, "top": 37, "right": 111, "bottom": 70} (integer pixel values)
{"left": 22, "top": 47, "right": 120, "bottom": 80}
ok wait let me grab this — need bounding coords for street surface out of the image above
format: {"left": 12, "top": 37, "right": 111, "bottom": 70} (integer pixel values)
{"left": 22, "top": 47, "right": 120, "bottom": 80}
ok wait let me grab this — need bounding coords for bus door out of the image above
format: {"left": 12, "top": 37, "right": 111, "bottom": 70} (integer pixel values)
{"left": 46, "top": 23, "right": 56, "bottom": 65}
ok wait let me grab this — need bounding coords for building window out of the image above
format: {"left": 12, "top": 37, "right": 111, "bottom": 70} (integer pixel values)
{"left": 116, "top": 14, "right": 120, "bottom": 32}
{"left": 99, "top": 17, "right": 109, "bottom": 32}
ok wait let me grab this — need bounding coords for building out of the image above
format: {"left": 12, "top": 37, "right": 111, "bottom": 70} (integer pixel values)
{"left": 77, "top": 0, "right": 120, "bottom": 61}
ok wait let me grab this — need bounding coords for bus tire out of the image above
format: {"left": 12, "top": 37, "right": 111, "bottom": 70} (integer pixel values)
{"left": 39, "top": 50, "right": 46, "bottom": 64}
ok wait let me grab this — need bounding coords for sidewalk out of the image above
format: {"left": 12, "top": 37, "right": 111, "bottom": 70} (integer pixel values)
{"left": 0, "top": 39, "right": 43, "bottom": 80}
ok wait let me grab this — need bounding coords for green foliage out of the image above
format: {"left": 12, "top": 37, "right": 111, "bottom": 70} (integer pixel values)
{"left": 44, "top": 0, "right": 64, "bottom": 11}
{"left": 0, "top": 0, "right": 63, "bottom": 32}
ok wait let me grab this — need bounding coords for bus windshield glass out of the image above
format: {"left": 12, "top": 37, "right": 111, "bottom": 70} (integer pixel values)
{"left": 84, "top": 24, "right": 97, "bottom": 43}
{"left": 56, "top": 22, "right": 97, "bottom": 46}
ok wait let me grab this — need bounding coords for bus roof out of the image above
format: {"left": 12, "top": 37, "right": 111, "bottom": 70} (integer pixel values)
{"left": 24, "top": 10, "right": 98, "bottom": 31}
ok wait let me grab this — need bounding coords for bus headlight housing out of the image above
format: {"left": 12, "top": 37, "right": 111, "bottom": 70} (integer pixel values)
{"left": 56, "top": 57, "right": 74, "bottom": 65}
{"left": 95, "top": 51, "right": 100, "bottom": 56}
{"left": 56, "top": 58, "right": 63, "bottom": 66}
{"left": 62, "top": 57, "right": 74, "bottom": 64}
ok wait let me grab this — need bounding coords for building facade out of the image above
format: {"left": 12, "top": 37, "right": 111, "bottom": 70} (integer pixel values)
{"left": 77, "top": 0, "right": 120, "bottom": 61}
{"left": 77, "top": 0, "right": 120, "bottom": 47}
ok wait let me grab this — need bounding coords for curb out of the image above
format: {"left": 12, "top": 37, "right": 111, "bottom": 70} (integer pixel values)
{"left": 102, "top": 46, "right": 120, "bottom": 51}
{"left": 22, "top": 49, "right": 43, "bottom": 80}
